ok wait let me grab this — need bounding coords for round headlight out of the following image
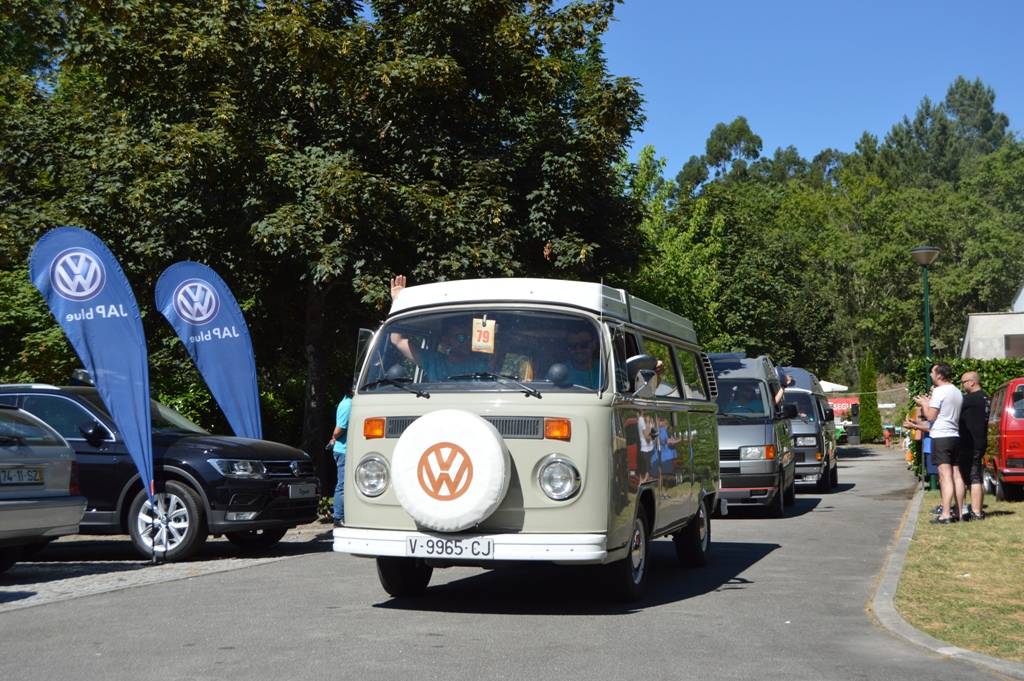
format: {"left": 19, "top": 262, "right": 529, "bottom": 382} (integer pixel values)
{"left": 538, "top": 457, "right": 581, "bottom": 501}
{"left": 355, "top": 454, "right": 389, "bottom": 497}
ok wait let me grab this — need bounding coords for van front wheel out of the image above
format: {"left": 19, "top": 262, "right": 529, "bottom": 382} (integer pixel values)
{"left": 376, "top": 557, "right": 432, "bottom": 597}
{"left": 609, "top": 506, "right": 650, "bottom": 600}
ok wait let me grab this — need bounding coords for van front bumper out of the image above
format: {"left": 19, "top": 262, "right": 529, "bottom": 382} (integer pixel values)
{"left": 333, "top": 527, "right": 607, "bottom": 564}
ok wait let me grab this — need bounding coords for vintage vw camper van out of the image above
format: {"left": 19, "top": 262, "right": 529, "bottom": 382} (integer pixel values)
{"left": 780, "top": 367, "right": 838, "bottom": 492}
{"left": 333, "top": 279, "right": 720, "bottom": 599}
{"left": 710, "top": 353, "right": 796, "bottom": 517}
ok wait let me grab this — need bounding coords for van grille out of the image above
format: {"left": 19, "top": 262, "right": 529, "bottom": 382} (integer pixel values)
{"left": 1007, "top": 458, "right": 1024, "bottom": 469}
{"left": 385, "top": 416, "right": 544, "bottom": 440}
{"left": 720, "top": 449, "right": 739, "bottom": 461}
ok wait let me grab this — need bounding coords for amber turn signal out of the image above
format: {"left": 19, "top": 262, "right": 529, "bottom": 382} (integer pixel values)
{"left": 544, "top": 418, "right": 571, "bottom": 441}
{"left": 363, "top": 417, "right": 386, "bottom": 439}
{"left": 765, "top": 444, "right": 777, "bottom": 460}
{"left": 815, "top": 451, "right": 823, "bottom": 461}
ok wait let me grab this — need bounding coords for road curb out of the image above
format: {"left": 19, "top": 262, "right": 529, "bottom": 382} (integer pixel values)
{"left": 871, "top": 485, "right": 1024, "bottom": 679}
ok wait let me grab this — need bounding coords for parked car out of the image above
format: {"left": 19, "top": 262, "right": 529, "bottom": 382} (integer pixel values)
{"left": 781, "top": 367, "right": 838, "bottom": 492}
{"left": 0, "top": 385, "right": 319, "bottom": 561}
{"left": 985, "top": 377, "right": 1024, "bottom": 501}
{"left": 0, "top": 404, "right": 86, "bottom": 574}
{"left": 332, "top": 278, "right": 720, "bottom": 600}
{"left": 709, "top": 353, "right": 797, "bottom": 517}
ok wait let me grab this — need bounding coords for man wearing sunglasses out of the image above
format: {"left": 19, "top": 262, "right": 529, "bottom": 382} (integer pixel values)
{"left": 563, "top": 328, "right": 600, "bottom": 388}
{"left": 957, "top": 371, "right": 989, "bottom": 520}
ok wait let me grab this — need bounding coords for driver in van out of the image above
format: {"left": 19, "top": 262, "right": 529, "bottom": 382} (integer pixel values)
{"left": 389, "top": 275, "right": 492, "bottom": 380}
{"left": 561, "top": 326, "right": 600, "bottom": 388}
{"left": 727, "top": 383, "right": 764, "bottom": 413}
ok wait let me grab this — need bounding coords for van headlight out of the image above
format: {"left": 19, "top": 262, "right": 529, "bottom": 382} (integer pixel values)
{"left": 538, "top": 456, "right": 581, "bottom": 501}
{"left": 355, "top": 454, "right": 389, "bottom": 497}
{"left": 209, "top": 459, "right": 267, "bottom": 479}
{"left": 739, "top": 446, "right": 766, "bottom": 461}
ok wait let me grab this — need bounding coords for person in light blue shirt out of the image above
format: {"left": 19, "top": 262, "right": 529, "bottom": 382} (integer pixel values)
{"left": 327, "top": 382, "right": 353, "bottom": 527}
{"left": 562, "top": 327, "right": 600, "bottom": 388}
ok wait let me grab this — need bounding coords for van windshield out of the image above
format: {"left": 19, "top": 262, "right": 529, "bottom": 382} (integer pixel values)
{"left": 783, "top": 392, "right": 817, "bottom": 422}
{"left": 716, "top": 379, "right": 769, "bottom": 417}
{"left": 362, "top": 309, "right": 605, "bottom": 393}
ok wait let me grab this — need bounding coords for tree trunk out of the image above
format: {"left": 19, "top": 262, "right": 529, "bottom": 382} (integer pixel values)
{"left": 301, "top": 279, "right": 333, "bottom": 494}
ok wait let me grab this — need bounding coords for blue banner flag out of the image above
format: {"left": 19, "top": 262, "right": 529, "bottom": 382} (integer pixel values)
{"left": 155, "top": 262, "right": 262, "bottom": 439}
{"left": 28, "top": 226, "right": 155, "bottom": 498}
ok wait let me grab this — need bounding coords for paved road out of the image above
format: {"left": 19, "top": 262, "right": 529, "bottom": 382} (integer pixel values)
{"left": 0, "top": 446, "right": 1005, "bottom": 680}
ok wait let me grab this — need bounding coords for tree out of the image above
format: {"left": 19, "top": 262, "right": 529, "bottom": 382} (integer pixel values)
{"left": 858, "top": 352, "right": 882, "bottom": 442}
{"left": 0, "top": 0, "right": 644, "bottom": 459}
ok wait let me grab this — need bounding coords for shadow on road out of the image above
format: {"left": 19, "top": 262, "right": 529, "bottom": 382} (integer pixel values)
{"left": 837, "top": 446, "right": 888, "bottom": 459}
{"left": 0, "top": 590, "right": 36, "bottom": 604}
{"left": 374, "top": 539, "right": 780, "bottom": 616}
{"left": 720, "top": 496, "right": 822, "bottom": 519}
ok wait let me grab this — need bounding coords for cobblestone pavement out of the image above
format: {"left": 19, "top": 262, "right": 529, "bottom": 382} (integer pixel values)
{"left": 0, "top": 521, "right": 335, "bottom": 613}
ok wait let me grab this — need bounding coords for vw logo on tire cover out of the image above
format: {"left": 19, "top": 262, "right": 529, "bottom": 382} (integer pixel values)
{"left": 49, "top": 248, "right": 106, "bottom": 301}
{"left": 172, "top": 278, "right": 219, "bottom": 324}
{"left": 391, "top": 410, "right": 510, "bottom": 532}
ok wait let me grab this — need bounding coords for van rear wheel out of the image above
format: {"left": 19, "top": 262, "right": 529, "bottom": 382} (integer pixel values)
{"left": 376, "top": 557, "right": 433, "bottom": 597}
{"left": 674, "top": 498, "right": 710, "bottom": 568}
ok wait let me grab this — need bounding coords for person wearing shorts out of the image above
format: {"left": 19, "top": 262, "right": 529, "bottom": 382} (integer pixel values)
{"left": 915, "top": 363, "right": 963, "bottom": 524}
{"left": 957, "top": 371, "right": 989, "bottom": 520}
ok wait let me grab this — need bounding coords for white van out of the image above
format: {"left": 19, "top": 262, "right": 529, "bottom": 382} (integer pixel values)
{"left": 333, "top": 279, "right": 720, "bottom": 599}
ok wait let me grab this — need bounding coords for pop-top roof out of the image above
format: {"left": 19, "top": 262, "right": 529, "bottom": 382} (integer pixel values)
{"left": 389, "top": 278, "right": 697, "bottom": 344}
{"left": 781, "top": 366, "right": 823, "bottom": 394}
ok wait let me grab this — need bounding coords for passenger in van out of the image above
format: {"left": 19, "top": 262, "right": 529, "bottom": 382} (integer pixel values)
{"left": 388, "top": 275, "right": 492, "bottom": 380}
{"left": 723, "top": 383, "right": 766, "bottom": 414}
{"left": 561, "top": 326, "right": 600, "bottom": 387}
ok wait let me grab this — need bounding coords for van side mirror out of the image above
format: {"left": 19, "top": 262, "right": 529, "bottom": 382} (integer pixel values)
{"left": 824, "top": 408, "right": 835, "bottom": 421}
{"left": 625, "top": 354, "right": 658, "bottom": 398}
{"left": 782, "top": 404, "right": 798, "bottom": 419}
{"left": 79, "top": 421, "right": 106, "bottom": 447}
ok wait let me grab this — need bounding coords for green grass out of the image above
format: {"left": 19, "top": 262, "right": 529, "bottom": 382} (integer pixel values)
{"left": 895, "top": 490, "right": 1024, "bottom": 662}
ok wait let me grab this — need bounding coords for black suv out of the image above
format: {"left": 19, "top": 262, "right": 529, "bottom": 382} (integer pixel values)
{"left": 0, "top": 384, "right": 319, "bottom": 561}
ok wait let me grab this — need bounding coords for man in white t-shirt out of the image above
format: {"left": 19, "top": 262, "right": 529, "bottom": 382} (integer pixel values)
{"left": 914, "top": 363, "right": 963, "bottom": 523}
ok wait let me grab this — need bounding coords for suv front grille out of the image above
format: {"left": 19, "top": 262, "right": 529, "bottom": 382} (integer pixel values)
{"left": 264, "top": 460, "right": 316, "bottom": 478}
{"left": 385, "top": 416, "right": 544, "bottom": 440}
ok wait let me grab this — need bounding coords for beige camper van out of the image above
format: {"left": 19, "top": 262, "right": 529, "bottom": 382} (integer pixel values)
{"left": 333, "top": 279, "right": 720, "bottom": 600}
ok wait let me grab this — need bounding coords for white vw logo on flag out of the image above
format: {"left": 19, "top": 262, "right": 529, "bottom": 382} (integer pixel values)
{"left": 50, "top": 248, "right": 106, "bottom": 301}
{"left": 172, "top": 278, "right": 220, "bottom": 324}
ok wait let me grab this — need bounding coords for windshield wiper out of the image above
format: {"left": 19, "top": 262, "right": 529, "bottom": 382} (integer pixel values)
{"left": 361, "top": 377, "right": 430, "bottom": 398}
{"left": 446, "top": 372, "right": 541, "bottom": 399}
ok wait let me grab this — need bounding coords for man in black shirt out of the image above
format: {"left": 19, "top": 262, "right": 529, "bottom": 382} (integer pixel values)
{"left": 958, "top": 371, "right": 989, "bottom": 520}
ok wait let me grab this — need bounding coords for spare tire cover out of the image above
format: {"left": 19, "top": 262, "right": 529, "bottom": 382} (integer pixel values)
{"left": 392, "top": 409, "right": 510, "bottom": 532}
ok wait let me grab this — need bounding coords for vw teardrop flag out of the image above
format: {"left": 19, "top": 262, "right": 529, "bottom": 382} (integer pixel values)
{"left": 28, "top": 226, "right": 155, "bottom": 498}
{"left": 155, "top": 262, "right": 262, "bottom": 439}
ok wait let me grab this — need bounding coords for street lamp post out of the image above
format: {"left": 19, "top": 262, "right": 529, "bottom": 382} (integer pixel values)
{"left": 911, "top": 245, "right": 940, "bottom": 490}
{"left": 910, "top": 245, "right": 940, "bottom": 360}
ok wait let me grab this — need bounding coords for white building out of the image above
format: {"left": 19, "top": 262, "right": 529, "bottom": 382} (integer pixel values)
{"left": 960, "top": 285, "right": 1024, "bottom": 359}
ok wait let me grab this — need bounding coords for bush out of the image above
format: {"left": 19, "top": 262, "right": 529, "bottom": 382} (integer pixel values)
{"left": 859, "top": 352, "right": 882, "bottom": 442}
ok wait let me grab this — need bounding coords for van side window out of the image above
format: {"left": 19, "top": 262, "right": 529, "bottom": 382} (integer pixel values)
{"left": 640, "top": 336, "right": 680, "bottom": 398}
{"left": 610, "top": 327, "right": 641, "bottom": 393}
{"left": 674, "top": 348, "right": 707, "bottom": 400}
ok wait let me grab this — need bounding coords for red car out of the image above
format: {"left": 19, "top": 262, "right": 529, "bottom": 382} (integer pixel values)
{"left": 986, "top": 377, "right": 1024, "bottom": 501}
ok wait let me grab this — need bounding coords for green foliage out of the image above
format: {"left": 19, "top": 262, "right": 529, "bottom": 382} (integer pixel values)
{"left": 858, "top": 352, "right": 882, "bottom": 442}
{"left": 905, "top": 357, "right": 1024, "bottom": 398}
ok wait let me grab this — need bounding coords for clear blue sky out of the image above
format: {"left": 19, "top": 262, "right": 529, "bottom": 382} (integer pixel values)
{"left": 602, "top": 0, "right": 1024, "bottom": 177}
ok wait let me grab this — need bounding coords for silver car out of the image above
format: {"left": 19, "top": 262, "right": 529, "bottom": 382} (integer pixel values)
{"left": 0, "top": 405, "right": 86, "bottom": 574}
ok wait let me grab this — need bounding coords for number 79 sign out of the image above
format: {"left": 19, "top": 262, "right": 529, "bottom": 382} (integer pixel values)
{"left": 472, "top": 318, "right": 496, "bottom": 354}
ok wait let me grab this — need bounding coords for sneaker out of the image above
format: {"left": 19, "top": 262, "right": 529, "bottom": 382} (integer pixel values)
{"left": 333, "top": 519, "right": 344, "bottom": 528}
{"left": 929, "top": 517, "right": 954, "bottom": 525}
{"left": 931, "top": 504, "right": 958, "bottom": 516}
{"left": 960, "top": 512, "right": 972, "bottom": 522}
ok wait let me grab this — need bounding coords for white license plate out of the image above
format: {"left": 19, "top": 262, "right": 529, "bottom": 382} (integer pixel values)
{"left": 406, "top": 536, "right": 495, "bottom": 559}
{"left": 288, "top": 483, "right": 316, "bottom": 499}
{"left": 0, "top": 467, "right": 43, "bottom": 485}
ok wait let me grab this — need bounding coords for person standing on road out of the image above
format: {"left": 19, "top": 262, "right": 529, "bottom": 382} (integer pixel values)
{"left": 914, "top": 363, "right": 963, "bottom": 524}
{"left": 957, "top": 371, "right": 989, "bottom": 521}
{"left": 327, "top": 381, "right": 353, "bottom": 528}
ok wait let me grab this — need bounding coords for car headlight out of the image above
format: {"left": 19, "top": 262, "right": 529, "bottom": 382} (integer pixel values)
{"left": 538, "top": 456, "right": 581, "bottom": 501}
{"left": 209, "top": 459, "right": 267, "bottom": 479}
{"left": 795, "top": 436, "right": 817, "bottom": 447}
{"left": 739, "top": 446, "right": 766, "bottom": 460}
{"left": 355, "top": 454, "right": 389, "bottom": 497}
